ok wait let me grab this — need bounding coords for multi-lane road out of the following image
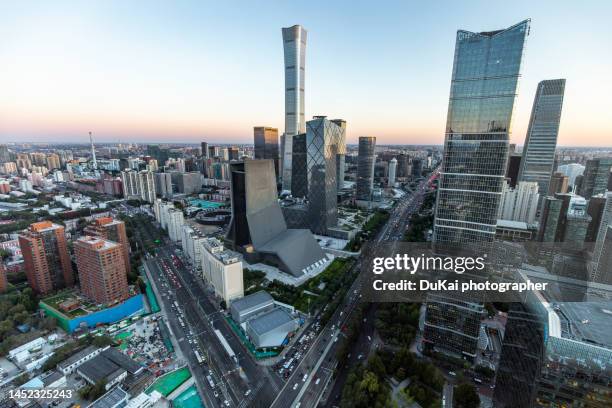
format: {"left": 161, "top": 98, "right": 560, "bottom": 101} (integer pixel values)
{"left": 271, "top": 172, "right": 438, "bottom": 408}
{"left": 145, "top": 246, "right": 282, "bottom": 407}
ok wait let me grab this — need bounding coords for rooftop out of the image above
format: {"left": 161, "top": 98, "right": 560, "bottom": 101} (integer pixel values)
{"left": 231, "top": 291, "right": 274, "bottom": 314}
{"left": 87, "top": 387, "right": 128, "bottom": 408}
{"left": 247, "top": 308, "right": 296, "bottom": 336}
{"left": 57, "top": 346, "right": 99, "bottom": 370}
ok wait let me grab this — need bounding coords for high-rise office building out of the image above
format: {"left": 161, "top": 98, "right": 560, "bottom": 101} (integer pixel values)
{"left": 422, "top": 293, "right": 485, "bottom": 362}
{"left": 356, "top": 136, "right": 376, "bottom": 201}
{"left": 281, "top": 24, "right": 307, "bottom": 191}
{"left": 397, "top": 154, "right": 409, "bottom": 178}
{"left": 291, "top": 117, "right": 343, "bottom": 235}
{"left": 254, "top": 127, "right": 280, "bottom": 177}
{"left": 434, "top": 20, "right": 530, "bottom": 246}
{"left": 201, "top": 142, "right": 208, "bottom": 159}
{"left": 586, "top": 194, "right": 607, "bottom": 243}
{"left": 388, "top": 158, "right": 397, "bottom": 187}
{"left": 592, "top": 191, "right": 612, "bottom": 282}
{"left": 19, "top": 221, "right": 74, "bottom": 295}
{"left": 74, "top": 236, "right": 129, "bottom": 304}
{"left": 331, "top": 119, "right": 347, "bottom": 190}
{"left": 580, "top": 157, "right": 612, "bottom": 197}
{"left": 595, "top": 225, "right": 612, "bottom": 284}
{"left": 518, "top": 79, "right": 566, "bottom": 201}
{"left": 538, "top": 196, "right": 563, "bottom": 242}
{"left": 563, "top": 196, "right": 590, "bottom": 250}
{"left": 548, "top": 171, "right": 569, "bottom": 195}
{"left": 84, "top": 217, "right": 131, "bottom": 277}
{"left": 411, "top": 158, "right": 423, "bottom": 179}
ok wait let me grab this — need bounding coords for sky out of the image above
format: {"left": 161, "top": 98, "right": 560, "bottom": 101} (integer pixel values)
{"left": 1, "top": 0, "right": 611, "bottom": 147}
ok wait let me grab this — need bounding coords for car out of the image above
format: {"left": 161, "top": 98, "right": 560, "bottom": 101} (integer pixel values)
{"left": 315, "top": 378, "right": 321, "bottom": 385}
{"left": 302, "top": 373, "right": 308, "bottom": 382}
{"left": 293, "top": 383, "right": 299, "bottom": 390}
{"left": 223, "top": 400, "right": 230, "bottom": 407}
{"left": 245, "top": 389, "right": 251, "bottom": 397}
{"left": 213, "top": 391, "right": 219, "bottom": 398}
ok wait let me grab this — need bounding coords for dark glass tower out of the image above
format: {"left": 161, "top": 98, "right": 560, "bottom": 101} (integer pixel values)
{"left": 254, "top": 127, "right": 280, "bottom": 177}
{"left": 518, "top": 79, "right": 566, "bottom": 201}
{"left": 434, "top": 20, "right": 530, "bottom": 247}
{"left": 356, "top": 136, "right": 376, "bottom": 201}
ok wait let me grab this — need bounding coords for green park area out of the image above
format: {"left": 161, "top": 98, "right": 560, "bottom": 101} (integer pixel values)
{"left": 145, "top": 367, "right": 192, "bottom": 397}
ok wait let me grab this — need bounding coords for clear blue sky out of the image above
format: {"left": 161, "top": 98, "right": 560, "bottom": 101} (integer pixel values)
{"left": 1, "top": 0, "right": 610, "bottom": 146}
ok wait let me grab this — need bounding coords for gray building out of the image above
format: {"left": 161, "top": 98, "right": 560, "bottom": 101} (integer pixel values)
{"left": 230, "top": 290, "right": 275, "bottom": 324}
{"left": 518, "top": 79, "right": 566, "bottom": 203}
{"left": 154, "top": 172, "right": 172, "bottom": 198}
{"left": 171, "top": 172, "right": 201, "bottom": 195}
{"left": 580, "top": 157, "right": 612, "bottom": 198}
{"left": 246, "top": 308, "right": 299, "bottom": 349}
{"left": 592, "top": 191, "right": 612, "bottom": 282}
{"left": 434, "top": 20, "right": 530, "bottom": 247}
{"left": 226, "top": 160, "right": 327, "bottom": 277}
{"left": 356, "top": 136, "right": 376, "bottom": 201}
{"left": 281, "top": 24, "right": 307, "bottom": 191}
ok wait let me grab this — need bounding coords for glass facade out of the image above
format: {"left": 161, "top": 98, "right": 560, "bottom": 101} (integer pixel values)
{"left": 281, "top": 25, "right": 307, "bottom": 191}
{"left": 518, "top": 79, "right": 566, "bottom": 201}
{"left": 434, "top": 20, "right": 530, "bottom": 247}
{"left": 292, "top": 117, "right": 342, "bottom": 235}
{"left": 356, "top": 136, "right": 376, "bottom": 201}
{"left": 253, "top": 127, "right": 280, "bottom": 177}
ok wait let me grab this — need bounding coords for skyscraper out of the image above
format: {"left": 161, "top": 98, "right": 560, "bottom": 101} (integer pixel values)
{"left": 518, "top": 79, "right": 566, "bottom": 200}
{"left": 538, "top": 196, "right": 563, "bottom": 242}
{"left": 74, "top": 236, "right": 129, "bottom": 304}
{"left": 89, "top": 131, "right": 97, "bottom": 170}
{"left": 498, "top": 181, "right": 539, "bottom": 224}
{"left": 291, "top": 117, "right": 343, "bottom": 234}
{"left": 254, "top": 127, "right": 280, "bottom": 177}
{"left": 201, "top": 141, "right": 208, "bottom": 159}
{"left": 434, "top": 20, "right": 530, "bottom": 247}
{"left": 580, "top": 157, "right": 612, "bottom": 197}
{"left": 592, "top": 191, "right": 612, "bottom": 281}
{"left": 331, "top": 119, "right": 347, "bottom": 190}
{"left": 388, "top": 158, "right": 397, "bottom": 187}
{"left": 121, "top": 170, "right": 156, "bottom": 203}
{"left": 84, "top": 217, "right": 131, "bottom": 277}
{"left": 281, "top": 24, "right": 307, "bottom": 191}
{"left": 356, "top": 136, "right": 376, "bottom": 201}
{"left": 19, "top": 221, "right": 74, "bottom": 295}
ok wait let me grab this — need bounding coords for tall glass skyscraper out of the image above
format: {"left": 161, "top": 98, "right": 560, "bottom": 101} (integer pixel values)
{"left": 518, "top": 79, "right": 566, "bottom": 202}
{"left": 356, "top": 136, "right": 376, "bottom": 201}
{"left": 281, "top": 24, "right": 307, "bottom": 191}
{"left": 434, "top": 20, "right": 530, "bottom": 247}
{"left": 291, "top": 116, "right": 342, "bottom": 235}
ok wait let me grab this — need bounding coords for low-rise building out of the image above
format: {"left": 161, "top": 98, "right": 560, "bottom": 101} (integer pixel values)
{"left": 245, "top": 308, "right": 299, "bottom": 348}
{"left": 57, "top": 345, "right": 101, "bottom": 375}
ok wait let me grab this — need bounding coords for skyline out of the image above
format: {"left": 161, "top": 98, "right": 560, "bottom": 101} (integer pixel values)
{"left": 1, "top": 1, "right": 612, "bottom": 146}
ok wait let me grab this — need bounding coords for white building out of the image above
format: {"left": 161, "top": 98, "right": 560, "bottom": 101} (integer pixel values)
{"left": 121, "top": 170, "right": 156, "bottom": 203}
{"left": 200, "top": 237, "right": 244, "bottom": 305}
{"left": 166, "top": 209, "right": 184, "bottom": 243}
{"left": 181, "top": 226, "right": 205, "bottom": 268}
{"left": 498, "top": 181, "right": 539, "bottom": 224}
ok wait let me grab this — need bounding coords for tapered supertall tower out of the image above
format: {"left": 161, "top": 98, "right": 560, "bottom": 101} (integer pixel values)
{"left": 281, "top": 24, "right": 307, "bottom": 191}
{"left": 89, "top": 131, "right": 97, "bottom": 170}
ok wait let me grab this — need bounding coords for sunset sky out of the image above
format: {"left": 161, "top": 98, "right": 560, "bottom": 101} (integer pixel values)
{"left": 1, "top": 1, "right": 611, "bottom": 146}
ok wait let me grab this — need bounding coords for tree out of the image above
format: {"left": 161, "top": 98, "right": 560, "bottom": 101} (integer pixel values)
{"left": 454, "top": 383, "right": 480, "bottom": 408}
